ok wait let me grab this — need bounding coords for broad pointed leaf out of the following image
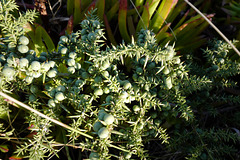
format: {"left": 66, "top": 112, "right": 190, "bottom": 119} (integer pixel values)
{"left": 67, "top": 0, "right": 74, "bottom": 15}
{"left": 156, "top": 23, "right": 171, "bottom": 43}
{"left": 135, "top": 0, "right": 145, "bottom": 7}
{"left": 136, "top": 3, "right": 150, "bottom": 32}
{"left": 150, "top": 0, "right": 178, "bottom": 33}
{"left": 119, "top": 0, "right": 131, "bottom": 43}
{"left": 73, "top": 0, "right": 82, "bottom": 25}
{"left": 106, "top": 1, "right": 119, "bottom": 21}
{"left": 96, "top": 0, "right": 105, "bottom": 20}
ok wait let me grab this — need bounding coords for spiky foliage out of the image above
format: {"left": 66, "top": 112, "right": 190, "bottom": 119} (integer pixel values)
{"left": 0, "top": 0, "right": 37, "bottom": 44}
{"left": 0, "top": 3, "right": 239, "bottom": 160}
{"left": 166, "top": 39, "right": 240, "bottom": 160}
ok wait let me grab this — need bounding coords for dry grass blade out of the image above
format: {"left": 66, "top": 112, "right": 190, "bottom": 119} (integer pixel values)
{"left": 0, "top": 91, "right": 94, "bottom": 139}
{"left": 184, "top": 0, "right": 240, "bottom": 57}
{"left": 0, "top": 91, "right": 132, "bottom": 154}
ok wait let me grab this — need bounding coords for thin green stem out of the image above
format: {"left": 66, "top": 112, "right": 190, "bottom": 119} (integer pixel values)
{"left": 184, "top": 0, "right": 240, "bottom": 57}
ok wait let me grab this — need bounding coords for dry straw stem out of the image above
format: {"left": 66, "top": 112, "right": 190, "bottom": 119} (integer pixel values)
{"left": 0, "top": 91, "right": 132, "bottom": 153}
{"left": 184, "top": 0, "right": 240, "bottom": 57}
{"left": 0, "top": 91, "right": 93, "bottom": 139}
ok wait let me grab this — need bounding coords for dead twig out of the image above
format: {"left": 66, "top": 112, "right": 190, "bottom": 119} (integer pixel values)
{"left": 184, "top": 0, "right": 240, "bottom": 57}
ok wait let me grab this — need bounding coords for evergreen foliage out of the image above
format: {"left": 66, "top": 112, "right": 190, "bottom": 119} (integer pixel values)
{"left": 0, "top": 1, "right": 239, "bottom": 159}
